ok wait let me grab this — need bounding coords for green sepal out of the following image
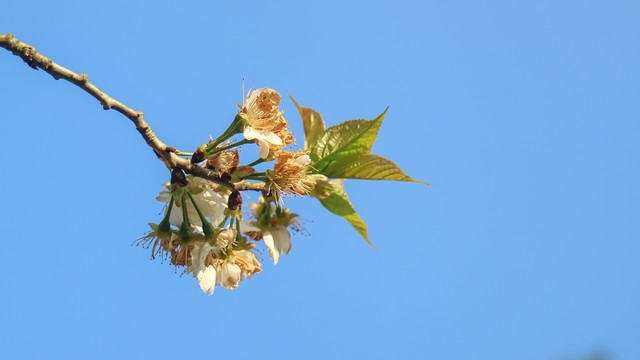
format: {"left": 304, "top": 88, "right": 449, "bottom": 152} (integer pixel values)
{"left": 148, "top": 223, "right": 165, "bottom": 237}
{"left": 274, "top": 206, "right": 294, "bottom": 227}
{"left": 178, "top": 193, "right": 193, "bottom": 244}
{"left": 254, "top": 200, "right": 273, "bottom": 229}
{"left": 321, "top": 154, "right": 430, "bottom": 186}
{"left": 186, "top": 191, "right": 217, "bottom": 242}
{"left": 171, "top": 184, "right": 185, "bottom": 207}
{"left": 290, "top": 96, "right": 326, "bottom": 150}
{"left": 235, "top": 218, "right": 243, "bottom": 243}
{"left": 309, "top": 108, "right": 387, "bottom": 172}
{"left": 151, "top": 197, "right": 174, "bottom": 239}
{"left": 190, "top": 185, "right": 204, "bottom": 196}
{"left": 202, "top": 221, "right": 218, "bottom": 243}
{"left": 313, "top": 181, "right": 373, "bottom": 248}
{"left": 205, "top": 113, "right": 245, "bottom": 153}
{"left": 179, "top": 219, "right": 193, "bottom": 244}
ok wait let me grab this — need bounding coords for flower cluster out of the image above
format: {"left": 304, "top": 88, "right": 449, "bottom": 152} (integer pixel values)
{"left": 137, "top": 88, "right": 311, "bottom": 295}
{"left": 136, "top": 86, "right": 427, "bottom": 295}
{"left": 0, "top": 35, "right": 426, "bottom": 297}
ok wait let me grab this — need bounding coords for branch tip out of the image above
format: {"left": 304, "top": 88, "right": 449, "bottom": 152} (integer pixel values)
{"left": 0, "top": 33, "right": 268, "bottom": 194}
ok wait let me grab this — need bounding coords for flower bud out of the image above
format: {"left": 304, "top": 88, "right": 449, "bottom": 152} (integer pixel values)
{"left": 228, "top": 191, "right": 242, "bottom": 211}
{"left": 191, "top": 144, "right": 207, "bottom": 164}
{"left": 171, "top": 168, "right": 188, "bottom": 187}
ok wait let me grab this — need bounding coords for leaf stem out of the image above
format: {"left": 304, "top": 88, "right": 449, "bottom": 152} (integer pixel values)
{"left": 186, "top": 191, "right": 206, "bottom": 224}
{"left": 206, "top": 114, "right": 245, "bottom": 151}
{"left": 206, "top": 139, "right": 251, "bottom": 156}
{"left": 241, "top": 172, "right": 267, "bottom": 181}
{"left": 218, "top": 215, "right": 229, "bottom": 228}
{"left": 247, "top": 158, "right": 267, "bottom": 167}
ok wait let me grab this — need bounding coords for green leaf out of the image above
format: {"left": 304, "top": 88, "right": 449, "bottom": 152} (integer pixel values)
{"left": 315, "top": 182, "right": 373, "bottom": 248}
{"left": 322, "top": 154, "right": 430, "bottom": 186}
{"left": 290, "top": 96, "right": 326, "bottom": 150}
{"left": 309, "top": 108, "right": 387, "bottom": 172}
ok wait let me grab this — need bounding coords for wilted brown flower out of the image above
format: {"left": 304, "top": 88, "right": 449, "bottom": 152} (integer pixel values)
{"left": 240, "top": 88, "right": 295, "bottom": 158}
{"left": 207, "top": 148, "right": 239, "bottom": 173}
{"left": 267, "top": 150, "right": 316, "bottom": 200}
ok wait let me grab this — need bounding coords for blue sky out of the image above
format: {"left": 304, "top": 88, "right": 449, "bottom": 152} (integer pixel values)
{"left": 1, "top": 1, "right": 638, "bottom": 359}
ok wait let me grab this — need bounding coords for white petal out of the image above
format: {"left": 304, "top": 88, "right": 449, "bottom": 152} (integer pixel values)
{"left": 170, "top": 204, "right": 201, "bottom": 231}
{"left": 271, "top": 226, "right": 292, "bottom": 256}
{"left": 202, "top": 192, "right": 228, "bottom": 225}
{"left": 257, "top": 139, "right": 270, "bottom": 159}
{"left": 243, "top": 126, "right": 283, "bottom": 145}
{"left": 186, "top": 242, "right": 215, "bottom": 276}
{"left": 196, "top": 266, "right": 217, "bottom": 295}
{"left": 293, "top": 155, "right": 311, "bottom": 166}
{"left": 218, "top": 263, "right": 241, "bottom": 289}
{"left": 243, "top": 126, "right": 283, "bottom": 159}
{"left": 262, "top": 231, "right": 280, "bottom": 265}
{"left": 201, "top": 189, "right": 227, "bottom": 204}
{"left": 156, "top": 189, "right": 172, "bottom": 202}
{"left": 239, "top": 219, "right": 261, "bottom": 233}
{"left": 208, "top": 205, "right": 226, "bottom": 227}
{"left": 242, "top": 125, "right": 262, "bottom": 141}
{"left": 169, "top": 203, "right": 184, "bottom": 227}
{"left": 263, "top": 228, "right": 292, "bottom": 265}
{"left": 244, "top": 88, "right": 264, "bottom": 107}
{"left": 189, "top": 177, "right": 206, "bottom": 188}
{"left": 192, "top": 196, "right": 221, "bottom": 220}
{"left": 260, "top": 131, "right": 283, "bottom": 146}
{"left": 169, "top": 197, "right": 223, "bottom": 231}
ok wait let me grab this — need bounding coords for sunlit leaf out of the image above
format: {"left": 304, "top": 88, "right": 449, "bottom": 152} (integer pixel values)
{"left": 309, "top": 108, "right": 387, "bottom": 172}
{"left": 322, "top": 154, "right": 430, "bottom": 186}
{"left": 314, "top": 182, "right": 373, "bottom": 248}
{"left": 290, "top": 96, "right": 326, "bottom": 150}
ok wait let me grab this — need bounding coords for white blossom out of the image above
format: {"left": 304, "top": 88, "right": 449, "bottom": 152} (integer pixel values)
{"left": 240, "top": 219, "right": 292, "bottom": 265}
{"left": 186, "top": 242, "right": 217, "bottom": 295}
{"left": 156, "top": 178, "right": 227, "bottom": 231}
{"left": 242, "top": 125, "right": 283, "bottom": 159}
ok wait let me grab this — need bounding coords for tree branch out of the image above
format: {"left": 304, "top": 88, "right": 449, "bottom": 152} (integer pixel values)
{"left": 0, "top": 33, "right": 264, "bottom": 192}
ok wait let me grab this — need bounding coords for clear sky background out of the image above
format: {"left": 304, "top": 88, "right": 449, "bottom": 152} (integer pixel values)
{"left": 1, "top": 1, "right": 638, "bottom": 359}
